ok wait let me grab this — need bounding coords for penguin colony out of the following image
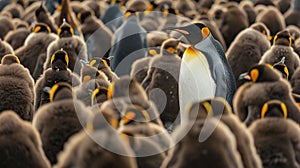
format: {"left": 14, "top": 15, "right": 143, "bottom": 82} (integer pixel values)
{"left": 1, "top": 0, "right": 300, "bottom": 167}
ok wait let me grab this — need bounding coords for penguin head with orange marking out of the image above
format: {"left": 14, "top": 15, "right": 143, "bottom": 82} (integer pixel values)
{"left": 185, "top": 97, "right": 232, "bottom": 121}
{"left": 49, "top": 82, "right": 73, "bottom": 102}
{"left": 50, "top": 50, "right": 69, "bottom": 71}
{"left": 163, "top": 22, "right": 210, "bottom": 45}
{"left": 260, "top": 99, "right": 288, "bottom": 119}
{"left": 239, "top": 64, "right": 281, "bottom": 83}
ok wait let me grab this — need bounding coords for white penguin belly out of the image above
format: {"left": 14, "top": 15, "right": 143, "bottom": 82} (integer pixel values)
{"left": 179, "top": 49, "right": 216, "bottom": 124}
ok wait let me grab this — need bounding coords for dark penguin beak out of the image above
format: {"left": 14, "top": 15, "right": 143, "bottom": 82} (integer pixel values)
{"left": 239, "top": 72, "right": 251, "bottom": 81}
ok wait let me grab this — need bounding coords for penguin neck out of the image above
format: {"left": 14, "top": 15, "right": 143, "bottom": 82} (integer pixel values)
{"left": 293, "top": 0, "right": 300, "bottom": 10}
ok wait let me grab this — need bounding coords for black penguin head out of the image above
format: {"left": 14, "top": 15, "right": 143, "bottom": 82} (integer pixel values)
{"left": 49, "top": 82, "right": 73, "bottom": 102}
{"left": 77, "top": 10, "right": 94, "bottom": 24}
{"left": 89, "top": 57, "right": 111, "bottom": 70}
{"left": 239, "top": 64, "right": 281, "bottom": 83}
{"left": 163, "top": 7, "right": 179, "bottom": 17}
{"left": 33, "top": 23, "right": 51, "bottom": 33}
{"left": 57, "top": 21, "right": 74, "bottom": 38}
{"left": 273, "top": 57, "right": 289, "bottom": 79}
{"left": 50, "top": 50, "right": 69, "bottom": 71}
{"left": 1, "top": 54, "right": 20, "bottom": 65}
{"left": 261, "top": 100, "right": 288, "bottom": 119}
{"left": 250, "top": 22, "right": 270, "bottom": 37}
{"left": 163, "top": 22, "right": 210, "bottom": 45}
{"left": 35, "top": 0, "right": 47, "bottom": 17}
{"left": 273, "top": 30, "right": 293, "bottom": 46}
{"left": 124, "top": 9, "right": 137, "bottom": 19}
{"left": 185, "top": 97, "right": 232, "bottom": 121}
{"left": 160, "top": 38, "right": 180, "bottom": 55}
{"left": 120, "top": 105, "right": 150, "bottom": 126}
{"left": 86, "top": 109, "right": 119, "bottom": 132}
{"left": 91, "top": 87, "right": 108, "bottom": 106}
{"left": 80, "top": 65, "right": 101, "bottom": 84}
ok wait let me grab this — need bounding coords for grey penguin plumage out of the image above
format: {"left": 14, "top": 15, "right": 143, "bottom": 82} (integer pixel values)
{"left": 101, "top": 0, "right": 124, "bottom": 33}
{"left": 110, "top": 10, "right": 148, "bottom": 76}
{"left": 0, "top": 111, "right": 51, "bottom": 168}
{"left": 0, "top": 54, "right": 34, "bottom": 121}
{"left": 141, "top": 38, "right": 181, "bottom": 131}
{"left": 15, "top": 23, "right": 58, "bottom": 80}
{"left": 234, "top": 64, "right": 300, "bottom": 126}
{"left": 33, "top": 82, "right": 91, "bottom": 165}
{"left": 44, "top": 21, "right": 88, "bottom": 75}
{"left": 164, "top": 22, "right": 236, "bottom": 123}
{"left": 249, "top": 99, "right": 300, "bottom": 168}
{"left": 227, "top": 22, "right": 271, "bottom": 88}
{"left": 259, "top": 30, "right": 300, "bottom": 80}
{"left": 77, "top": 10, "right": 113, "bottom": 59}
{"left": 35, "top": 50, "right": 81, "bottom": 111}
{"left": 186, "top": 97, "right": 263, "bottom": 168}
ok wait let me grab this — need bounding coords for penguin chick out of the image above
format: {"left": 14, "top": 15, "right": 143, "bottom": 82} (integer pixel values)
{"left": 75, "top": 65, "right": 110, "bottom": 106}
{"left": 161, "top": 118, "right": 243, "bottom": 168}
{"left": 77, "top": 10, "right": 113, "bottom": 59}
{"left": 0, "top": 111, "right": 51, "bottom": 168}
{"left": 291, "top": 67, "right": 300, "bottom": 95}
{"left": 118, "top": 104, "right": 173, "bottom": 157}
{"left": 0, "top": 17, "right": 14, "bottom": 40}
{"left": 1, "top": 3, "right": 23, "bottom": 18}
{"left": 35, "top": 0, "right": 58, "bottom": 34}
{"left": 227, "top": 22, "right": 271, "bottom": 88}
{"left": 0, "top": 54, "right": 34, "bottom": 121}
{"left": 220, "top": 2, "right": 249, "bottom": 48}
{"left": 131, "top": 56, "right": 153, "bottom": 84}
{"left": 89, "top": 57, "right": 119, "bottom": 82}
{"left": 141, "top": 38, "right": 181, "bottom": 131}
{"left": 80, "top": 65, "right": 108, "bottom": 85}
{"left": 109, "top": 10, "right": 148, "bottom": 76}
{"left": 260, "top": 30, "right": 300, "bottom": 80}
{"left": 4, "top": 27, "right": 31, "bottom": 50}
{"left": 35, "top": 50, "right": 81, "bottom": 111}
{"left": 0, "top": 39, "right": 14, "bottom": 60}
{"left": 249, "top": 100, "right": 300, "bottom": 168}
{"left": 255, "top": 6, "right": 286, "bottom": 36}
{"left": 185, "top": 97, "right": 263, "bottom": 168}
{"left": 234, "top": 64, "right": 300, "bottom": 126}
{"left": 45, "top": 22, "right": 88, "bottom": 75}
{"left": 15, "top": 23, "right": 58, "bottom": 80}
{"left": 33, "top": 82, "right": 91, "bottom": 165}
{"left": 147, "top": 31, "right": 169, "bottom": 48}
{"left": 54, "top": 129, "right": 138, "bottom": 168}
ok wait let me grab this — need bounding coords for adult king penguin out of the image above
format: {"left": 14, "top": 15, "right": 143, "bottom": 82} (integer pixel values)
{"left": 164, "top": 23, "right": 236, "bottom": 124}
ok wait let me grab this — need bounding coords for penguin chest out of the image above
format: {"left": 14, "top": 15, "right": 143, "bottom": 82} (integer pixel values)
{"left": 179, "top": 48, "right": 216, "bottom": 114}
